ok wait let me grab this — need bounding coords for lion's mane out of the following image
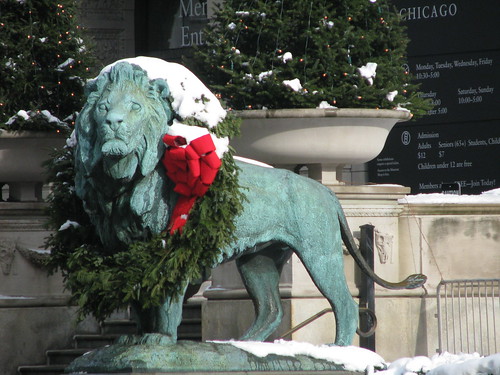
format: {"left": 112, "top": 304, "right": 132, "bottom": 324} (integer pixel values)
{"left": 74, "top": 62, "right": 177, "bottom": 251}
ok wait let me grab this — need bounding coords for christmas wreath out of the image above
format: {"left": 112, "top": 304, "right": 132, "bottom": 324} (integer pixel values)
{"left": 45, "top": 113, "right": 244, "bottom": 322}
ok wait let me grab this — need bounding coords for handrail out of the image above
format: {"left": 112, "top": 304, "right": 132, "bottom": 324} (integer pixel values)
{"left": 279, "top": 307, "right": 377, "bottom": 339}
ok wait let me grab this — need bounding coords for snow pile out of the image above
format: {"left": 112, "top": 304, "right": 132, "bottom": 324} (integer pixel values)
{"left": 96, "top": 56, "right": 226, "bottom": 128}
{"left": 281, "top": 51, "right": 293, "bottom": 63}
{"left": 399, "top": 188, "right": 500, "bottom": 204}
{"left": 0, "top": 295, "right": 34, "bottom": 300}
{"left": 213, "top": 340, "right": 500, "bottom": 375}
{"left": 59, "top": 220, "right": 81, "bottom": 231}
{"left": 216, "top": 340, "right": 385, "bottom": 372}
{"left": 358, "top": 62, "right": 378, "bottom": 85}
{"left": 258, "top": 70, "right": 273, "bottom": 81}
{"left": 386, "top": 90, "right": 398, "bottom": 102}
{"left": 167, "top": 122, "right": 229, "bottom": 158}
{"left": 95, "top": 56, "right": 230, "bottom": 158}
{"left": 283, "top": 78, "right": 302, "bottom": 92}
{"left": 234, "top": 156, "right": 273, "bottom": 168}
{"left": 56, "top": 57, "right": 75, "bottom": 71}
{"left": 374, "top": 352, "right": 500, "bottom": 375}
{"left": 318, "top": 100, "right": 337, "bottom": 109}
{"left": 5, "top": 109, "right": 65, "bottom": 125}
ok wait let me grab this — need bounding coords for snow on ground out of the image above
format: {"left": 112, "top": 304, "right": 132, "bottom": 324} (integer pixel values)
{"left": 399, "top": 188, "right": 500, "bottom": 204}
{"left": 214, "top": 340, "right": 500, "bottom": 375}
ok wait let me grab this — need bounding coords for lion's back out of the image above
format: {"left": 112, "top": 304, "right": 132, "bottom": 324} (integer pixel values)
{"left": 224, "top": 160, "right": 341, "bottom": 259}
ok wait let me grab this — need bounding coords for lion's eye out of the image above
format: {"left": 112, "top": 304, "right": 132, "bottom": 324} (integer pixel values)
{"left": 131, "top": 102, "right": 141, "bottom": 111}
{"left": 98, "top": 103, "right": 108, "bottom": 112}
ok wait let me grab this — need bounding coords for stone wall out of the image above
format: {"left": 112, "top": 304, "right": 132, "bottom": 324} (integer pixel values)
{"left": 77, "top": 0, "right": 135, "bottom": 66}
{"left": 0, "top": 202, "right": 75, "bottom": 374}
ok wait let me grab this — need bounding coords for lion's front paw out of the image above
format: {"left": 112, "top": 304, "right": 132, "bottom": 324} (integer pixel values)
{"left": 137, "top": 333, "right": 177, "bottom": 346}
{"left": 116, "top": 334, "right": 141, "bottom": 345}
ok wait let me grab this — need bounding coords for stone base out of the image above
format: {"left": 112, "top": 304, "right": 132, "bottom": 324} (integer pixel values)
{"left": 71, "top": 372, "right": 357, "bottom": 375}
{"left": 66, "top": 341, "right": 362, "bottom": 374}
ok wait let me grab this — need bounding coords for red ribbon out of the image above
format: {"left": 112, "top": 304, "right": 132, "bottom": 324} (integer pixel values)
{"left": 162, "top": 133, "right": 222, "bottom": 234}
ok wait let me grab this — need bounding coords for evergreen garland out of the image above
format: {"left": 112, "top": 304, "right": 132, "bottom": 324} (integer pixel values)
{"left": 192, "top": 0, "right": 431, "bottom": 116}
{"left": 45, "top": 114, "right": 244, "bottom": 321}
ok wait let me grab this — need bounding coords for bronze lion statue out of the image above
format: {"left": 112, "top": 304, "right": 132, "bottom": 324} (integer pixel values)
{"left": 74, "top": 60, "right": 426, "bottom": 346}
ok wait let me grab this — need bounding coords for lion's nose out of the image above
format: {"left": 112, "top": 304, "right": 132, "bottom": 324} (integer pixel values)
{"left": 105, "top": 112, "right": 124, "bottom": 131}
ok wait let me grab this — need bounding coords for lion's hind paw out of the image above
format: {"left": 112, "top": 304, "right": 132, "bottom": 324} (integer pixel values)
{"left": 137, "top": 333, "right": 177, "bottom": 346}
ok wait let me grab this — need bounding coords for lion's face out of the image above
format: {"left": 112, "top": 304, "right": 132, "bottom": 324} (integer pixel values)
{"left": 95, "top": 86, "right": 145, "bottom": 157}
{"left": 93, "top": 84, "right": 148, "bottom": 180}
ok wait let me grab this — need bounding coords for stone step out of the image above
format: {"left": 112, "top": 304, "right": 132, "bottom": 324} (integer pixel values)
{"left": 17, "top": 364, "right": 66, "bottom": 375}
{"left": 46, "top": 348, "right": 91, "bottom": 365}
{"left": 73, "top": 333, "right": 120, "bottom": 349}
{"left": 178, "top": 317, "right": 202, "bottom": 338}
{"left": 101, "top": 319, "right": 138, "bottom": 335}
{"left": 17, "top": 303, "right": 203, "bottom": 374}
{"left": 182, "top": 302, "right": 202, "bottom": 320}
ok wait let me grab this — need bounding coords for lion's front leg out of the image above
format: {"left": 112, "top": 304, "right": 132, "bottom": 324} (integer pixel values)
{"left": 129, "top": 284, "right": 187, "bottom": 345}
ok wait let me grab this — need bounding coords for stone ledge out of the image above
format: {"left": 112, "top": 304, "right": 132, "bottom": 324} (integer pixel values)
{"left": 399, "top": 202, "right": 500, "bottom": 215}
{"left": 0, "top": 201, "right": 48, "bottom": 215}
{"left": 0, "top": 294, "right": 71, "bottom": 308}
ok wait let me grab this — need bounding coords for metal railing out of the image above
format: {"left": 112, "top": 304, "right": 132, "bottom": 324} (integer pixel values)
{"left": 279, "top": 307, "right": 377, "bottom": 340}
{"left": 437, "top": 279, "right": 500, "bottom": 355}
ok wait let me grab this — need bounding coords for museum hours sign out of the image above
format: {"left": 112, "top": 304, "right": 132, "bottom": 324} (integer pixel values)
{"left": 369, "top": 0, "right": 500, "bottom": 194}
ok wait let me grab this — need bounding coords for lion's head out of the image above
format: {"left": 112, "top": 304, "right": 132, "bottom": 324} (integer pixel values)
{"left": 76, "top": 62, "right": 174, "bottom": 181}
{"left": 74, "top": 62, "right": 176, "bottom": 250}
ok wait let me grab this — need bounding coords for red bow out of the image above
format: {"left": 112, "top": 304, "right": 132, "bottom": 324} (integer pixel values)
{"left": 162, "top": 133, "right": 222, "bottom": 234}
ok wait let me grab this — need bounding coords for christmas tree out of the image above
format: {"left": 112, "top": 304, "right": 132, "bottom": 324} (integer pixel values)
{"left": 0, "top": 0, "right": 97, "bottom": 132}
{"left": 193, "top": 0, "right": 430, "bottom": 115}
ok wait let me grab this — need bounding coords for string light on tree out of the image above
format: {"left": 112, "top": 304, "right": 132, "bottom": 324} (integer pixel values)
{"left": 0, "top": 0, "right": 97, "bottom": 132}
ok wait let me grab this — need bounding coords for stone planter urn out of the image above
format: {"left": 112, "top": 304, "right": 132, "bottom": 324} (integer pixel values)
{"left": 231, "top": 108, "right": 411, "bottom": 184}
{"left": 0, "top": 131, "right": 66, "bottom": 201}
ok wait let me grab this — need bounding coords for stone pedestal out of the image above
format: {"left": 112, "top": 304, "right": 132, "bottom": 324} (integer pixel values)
{"left": 202, "top": 185, "right": 413, "bottom": 354}
{"left": 66, "top": 341, "right": 367, "bottom": 374}
{"left": 0, "top": 202, "right": 76, "bottom": 375}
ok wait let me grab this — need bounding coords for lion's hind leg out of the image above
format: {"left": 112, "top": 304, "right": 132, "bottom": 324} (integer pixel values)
{"left": 295, "top": 237, "right": 358, "bottom": 346}
{"left": 236, "top": 244, "right": 292, "bottom": 341}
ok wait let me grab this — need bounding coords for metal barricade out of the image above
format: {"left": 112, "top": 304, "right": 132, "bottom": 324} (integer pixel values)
{"left": 437, "top": 279, "right": 500, "bottom": 355}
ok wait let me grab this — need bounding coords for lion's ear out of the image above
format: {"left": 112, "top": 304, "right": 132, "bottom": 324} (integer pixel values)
{"left": 152, "top": 78, "right": 171, "bottom": 103}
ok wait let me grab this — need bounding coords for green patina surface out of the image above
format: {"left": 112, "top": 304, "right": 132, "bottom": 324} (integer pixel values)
{"left": 66, "top": 341, "right": 360, "bottom": 374}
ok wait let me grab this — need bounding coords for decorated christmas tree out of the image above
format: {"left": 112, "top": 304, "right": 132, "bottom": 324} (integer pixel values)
{"left": 193, "top": 0, "right": 430, "bottom": 115}
{"left": 0, "top": 0, "right": 97, "bottom": 132}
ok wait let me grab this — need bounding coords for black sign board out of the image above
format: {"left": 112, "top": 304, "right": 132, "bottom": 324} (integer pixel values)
{"left": 396, "top": 1, "right": 500, "bottom": 56}
{"left": 368, "top": 0, "right": 500, "bottom": 194}
{"left": 135, "top": 0, "right": 208, "bottom": 62}
{"left": 410, "top": 50, "right": 500, "bottom": 124}
{"left": 372, "top": 121, "right": 499, "bottom": 193}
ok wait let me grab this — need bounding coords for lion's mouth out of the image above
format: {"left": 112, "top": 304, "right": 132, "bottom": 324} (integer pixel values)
{"left": 102, "top": 139, "right": 129, "bottom": 157}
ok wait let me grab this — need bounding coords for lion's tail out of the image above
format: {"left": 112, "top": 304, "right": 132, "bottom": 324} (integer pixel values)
{"left": 337, "top": 208, "right": 427, "bottom": 290}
